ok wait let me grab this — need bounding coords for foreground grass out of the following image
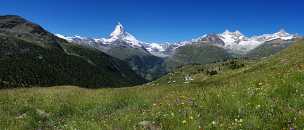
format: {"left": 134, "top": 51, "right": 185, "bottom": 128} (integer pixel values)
{"left": 1, "top": 41, "right": 304, "bottom": 130}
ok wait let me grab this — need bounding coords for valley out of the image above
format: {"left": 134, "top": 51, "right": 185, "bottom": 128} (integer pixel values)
{"left": 0, "top": 14, "right": 303, "bottom": 130}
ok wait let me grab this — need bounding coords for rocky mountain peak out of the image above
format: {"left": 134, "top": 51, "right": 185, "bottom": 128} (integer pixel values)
{"left": 110, "top": 22, "right": 125, "bottom": 37}
{"left": 103, "top": 22, "right": 142, "bottom": 47}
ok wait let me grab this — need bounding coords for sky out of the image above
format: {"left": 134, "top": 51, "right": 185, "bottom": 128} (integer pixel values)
{"left": 1, "top": 0, "right": 303, "bottom": 42}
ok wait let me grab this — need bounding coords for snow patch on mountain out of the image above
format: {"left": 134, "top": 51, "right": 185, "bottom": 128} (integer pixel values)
{"left": 145, "top": 43, "right": 165, "bottom": 52}
{"left": 219, "top": 30, "right": 245, "bottom": 45}
{"left": 143, "top": 42, "right": 172, "bottom": 57}
{"left": 253, "top": 29, "right": 295, "bottom": 43}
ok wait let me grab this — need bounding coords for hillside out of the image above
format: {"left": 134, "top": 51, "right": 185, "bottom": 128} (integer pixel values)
{"left": 165, "top": 43, "right": 231, "bottom": 71}
{"left": 1, "top": 40, "right": 303, "bottom": 129}
{"left": 102, "top": 43, "right": 167, "bottom": 81}
{"left": 58, "top": 23, "right": 167, "bottom": 81}
{"left": 0, "top": 15, "right": 145, "bottom": 88}
{"left": 246, "top": 39, "right": 296, "bottom": 58}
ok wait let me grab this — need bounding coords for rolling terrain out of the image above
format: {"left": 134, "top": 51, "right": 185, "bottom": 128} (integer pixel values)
{"left": 1, "top": 39, "right": 303, "bottom": 129}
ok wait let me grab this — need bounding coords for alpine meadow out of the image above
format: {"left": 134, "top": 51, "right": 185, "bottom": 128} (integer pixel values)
{"left": 0, "top": 0, "right": 304, "bottom": 129}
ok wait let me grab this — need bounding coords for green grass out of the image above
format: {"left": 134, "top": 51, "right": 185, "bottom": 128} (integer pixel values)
{"left": 0, "top": 40, "right": 304, "bottom": 130}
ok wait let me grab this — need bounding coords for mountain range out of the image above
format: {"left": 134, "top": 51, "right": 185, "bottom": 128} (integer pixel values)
{"left": 57, "top": 23, "right": 300, "bottom": 76}
{"left": 57, "top": 23, "right": 299, "bottom": 57}
{"left": 0, "top": 15, "right": 302, "bottom": 88}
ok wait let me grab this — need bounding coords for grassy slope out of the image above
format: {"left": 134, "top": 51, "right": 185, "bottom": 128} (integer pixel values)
{"left": 0, "top": 40, "right": 304, "bottom": 130}
{"left": 246, "top": 40, "right": 294, "bottom": 59}
{"left": 165, "top": 44, "right": 231, "bottom": 71}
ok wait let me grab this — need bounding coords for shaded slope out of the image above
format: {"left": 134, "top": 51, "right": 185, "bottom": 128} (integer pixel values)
{"left": 102, "top": 43, "right": 167, "bottom": 81}
{"left": 0, "top": 15, "right": 145, "bottom": 88}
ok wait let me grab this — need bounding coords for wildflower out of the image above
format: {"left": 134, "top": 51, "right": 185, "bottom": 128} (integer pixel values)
{"left": 180, "top": 95, "right": 187, "bottom": 99}
{"left": 256, "top": 104, "right": 261, "bottom": 109}
{"left": 182, "top": 120, "right": 187, "bottom": 124}
{"left": 190, "top": 116, "right": 194, "bottom": 120}
{"left": 258, "top": 82, "right": 263, "bottom": 86}
{"left": 197, "top": 114, "right": 201, "bottom": 117}
{"left": 212, "top": 121, "right": 216, "bottom": 125}
{"left": 171, "top": 112, "right": 175, "bottom": 117}
{"left": 153, "top": 103, "right": 157, "bottom": 106}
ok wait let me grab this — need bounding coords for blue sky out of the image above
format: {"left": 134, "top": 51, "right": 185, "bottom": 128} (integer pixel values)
{"left": 1, "top": 0, "right": 303, "bottom": 42}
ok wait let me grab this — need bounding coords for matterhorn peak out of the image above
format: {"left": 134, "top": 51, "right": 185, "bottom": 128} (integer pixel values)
{"left": 102, "top": 22, "right": 142, "bottom": 47}
{"left": 110, "top": 22, "right": 125, "bottom": 37}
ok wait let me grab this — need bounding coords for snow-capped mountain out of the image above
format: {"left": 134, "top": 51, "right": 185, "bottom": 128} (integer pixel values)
{"left": 57, "top": 24, "right": 298, "bottom": 57}
{"left": 55, "top": 34, "right": 98, "bottom": 47}
{"left": 217, "top": 30, "right": 263, "bottom": 54}
{"left": 178, "top": 29, "right": 297, "bottom": 54}
{"left": 219, "top": 30, "right": 246, "bottom": 45}
{"left": 253, "top": 29, "right": 295, "bottom": 42}
{"left": 56, "top": 23, "right": 143, "bottom": 48}
{"left": 56, "top": 23, "right": 172, "bottom": 57}
{"left": 102, "top": 22, "right": 142, "bottom": 47}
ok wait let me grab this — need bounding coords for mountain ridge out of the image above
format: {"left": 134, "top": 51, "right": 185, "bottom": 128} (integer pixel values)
{"left": 0, "top": 15, "right": 145, "bottom": 88}
{"left": 57, "top": 24, "right": 299, "bottom": 57}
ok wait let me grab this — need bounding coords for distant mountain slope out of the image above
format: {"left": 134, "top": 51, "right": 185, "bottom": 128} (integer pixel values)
{"left": 0, "top": 15, "right": 144, "bottom": 88}
{"left": 58, "top": 23, "right": 167, "bottom": 80}
{"left": 2, "top": 39, "right": 303, "bottom": 129}
{"left": 97, "top": 42, "right": 166, "bottom": 80}
{"left": 178, "top": 29, "right": 297, "bottom": 55}
{"left": 165, "top": 43, "right": 231, "bottom": 70}
{"left": 56, "top": 21, "right": 300, "bottom": 80}
{"left": 246, "top": 39, "right": 300, "bottom": 58}
{"left": 145, "top": 39, "right": 304, "bottom": 129}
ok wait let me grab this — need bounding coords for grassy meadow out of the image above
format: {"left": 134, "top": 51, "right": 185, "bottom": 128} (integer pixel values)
{"left": 1, "top": 40, "right": 304, "bottom": 130}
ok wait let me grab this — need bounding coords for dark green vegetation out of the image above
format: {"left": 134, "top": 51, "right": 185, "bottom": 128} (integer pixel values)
{"left": 0, "top": 15, "right": 144, "bottom": 88}
{"left": 103, "top": 44, "right": 166, "bottom": 81}
{"left": 1, "top": 37, "right": 303, "bottom": 129}
{"left": 165, "top": 43, "right": 231, "bottom": 71}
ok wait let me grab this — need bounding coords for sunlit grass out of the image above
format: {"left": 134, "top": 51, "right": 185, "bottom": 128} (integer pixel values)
{"left": 0, "top": 40, "right": 304, "bottom": 129}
